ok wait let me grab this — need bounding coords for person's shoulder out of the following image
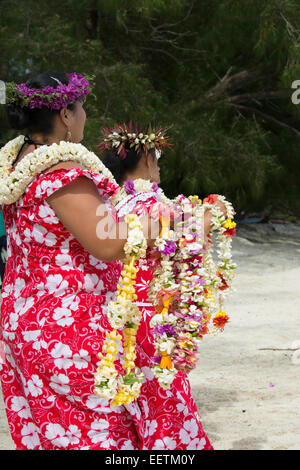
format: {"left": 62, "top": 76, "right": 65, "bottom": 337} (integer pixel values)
{"left": 42, "top": 161, "right": 85, "bottom": 174}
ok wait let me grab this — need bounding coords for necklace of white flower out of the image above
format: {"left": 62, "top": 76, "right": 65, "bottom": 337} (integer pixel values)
{"left": 94, "top": 213, "right": 147, "bottom": 406}
{"left": 172, "top": 195, "right": 211, "bottom": 369}
{"left": 148, "top": 194, "right": 237, "bottom": 387}
{"left": 201, "top": 196, "right": 237, "bottom": 331}
{"left": 148, "top": 195, "right": 210, "bottom": 385}
{"left": 111, "top": 177, "right": 172, "bottom": 207}
{"left": 148, "top": 216, "right": 179, "bottom": 388}
{"left": 0, "top": 137, "right": 149, "bottom": 406}
{"left": 0, "top": 135, "right": 117, "bottom": 204}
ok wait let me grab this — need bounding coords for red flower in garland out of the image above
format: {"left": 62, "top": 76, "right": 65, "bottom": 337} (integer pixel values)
{"left": 216, "top": 271, "right": 229, "bottom": 290}
{"left": 224, "top": 226, "right": 236, "bottom": 238}
{"left": 203, "top": 194, "right": 219, "bottom": 205}
{"left": 213, "top": 312, "right": 230, "bottom": 329}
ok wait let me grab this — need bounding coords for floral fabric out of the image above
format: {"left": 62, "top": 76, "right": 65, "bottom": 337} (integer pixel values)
{"left": 0, "top": 168, "right": 212, "bottom": 450}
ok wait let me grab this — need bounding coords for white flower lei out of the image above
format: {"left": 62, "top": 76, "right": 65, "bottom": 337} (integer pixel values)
{"left": 147, "top": 193, "right": 237, "bottom": 386}
{"left": 202, "top": 196, "right": 237, "bottom": 320}
{"left": 111, "top": 177, "right": 171, "bottom": 207}
{"left": 0, "top": 135, "right": 117, "bottom": 204}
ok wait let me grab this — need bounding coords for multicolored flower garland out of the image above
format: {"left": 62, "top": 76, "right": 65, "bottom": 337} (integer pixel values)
{"left": 148, "top": 195, "right": 206, "bottom": 385}
{"left": 201, "top": 194, "right": 237, "bottom": 332}
{"left": 111, "top": 177, "right": 237, "bottom": 391}
{"left": 94, "top": 214, "right": 147, "bottom": 406}
{"left": 148, "top": 192, "right": 237, "bottom": 386}
{"left": 148, "top": 214, "right": 179, "bottom": 388}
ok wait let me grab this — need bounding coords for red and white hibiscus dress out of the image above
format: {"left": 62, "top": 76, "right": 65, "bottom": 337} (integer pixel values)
{"left": 115, "top": 189, "right": 213, "bottom": 450}
{"left": 0, "top": 167, "right": 137, "bottom": 450}
{"left": 0, "top": 167, "right": 212, "bottom": 450}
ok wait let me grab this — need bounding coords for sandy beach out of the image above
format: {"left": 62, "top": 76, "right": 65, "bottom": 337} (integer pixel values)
{"left": 1, "top": 223, "right": 300, "bottom": 450}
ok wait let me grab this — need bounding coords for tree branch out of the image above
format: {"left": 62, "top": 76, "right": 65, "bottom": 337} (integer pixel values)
{"left": 232, "top": 103, "right": 300, "bottom": 138}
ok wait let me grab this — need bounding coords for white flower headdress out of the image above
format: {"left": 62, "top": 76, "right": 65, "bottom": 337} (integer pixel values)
{"left": 98, "top": 122, "right": 172, "bottom": 160}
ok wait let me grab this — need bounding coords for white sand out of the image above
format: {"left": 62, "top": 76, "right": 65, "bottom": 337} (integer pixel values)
{"left": 190, "top": 231, "right": 300, "bottom": 450}
{"left": 1, "top": 225, "right": 300, "bottom": 450}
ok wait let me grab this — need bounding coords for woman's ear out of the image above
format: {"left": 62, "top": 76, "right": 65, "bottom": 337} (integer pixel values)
{"left": 59, "top": 107, "right": 72, "bottom": 127}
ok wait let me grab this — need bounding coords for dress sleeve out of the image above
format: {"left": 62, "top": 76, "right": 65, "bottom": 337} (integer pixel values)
{"left": 116, "top": 192, "right": 159, "bottom": 220}
{"left": 22, "top": 167, "right": 119, "bottom": 206}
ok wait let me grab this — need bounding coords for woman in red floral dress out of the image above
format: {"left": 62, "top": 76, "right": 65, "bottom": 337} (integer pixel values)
{"left": 0, "top": 73, "right": 220, "bottom": 450}
{"left": 0, "top": 72, "right": 159, "bottom": 450}
{"left": 102, "top": 130, "right": 220, "bottom": 450}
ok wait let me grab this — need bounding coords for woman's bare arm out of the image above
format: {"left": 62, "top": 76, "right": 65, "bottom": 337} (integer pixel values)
{"left": 47, "top": 175, "right": 158, "bottom": 262}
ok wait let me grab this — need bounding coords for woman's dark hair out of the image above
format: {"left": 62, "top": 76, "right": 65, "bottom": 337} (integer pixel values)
{"left": 102, "top": 146, "right": 156, "bottom": 185}
{"left": 5, "top": 72, "right": 76, "bottom": 135}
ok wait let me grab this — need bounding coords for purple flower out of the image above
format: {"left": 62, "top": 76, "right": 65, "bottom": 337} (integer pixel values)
{"left": 153, "top": 324, "right": 176, "bottom": 337}
{"left": 152, "top": 182, "right": 159, "bottom": 192}
{"left": 15, "top": 73, "right": 91, "bottom": 110}
{"left": 124, "top": 179, "right": 136, "bottom": 195}
{"left": 152, "top": 356, "right": 161, "bottom": 364}
{"left": 174, "top": 310, "right": 203, "bottom": 322}
{"left": 163, "top": 241, "right": 177, "bottom": 256}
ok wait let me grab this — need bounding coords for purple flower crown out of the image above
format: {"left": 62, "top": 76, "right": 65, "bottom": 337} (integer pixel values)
{"left": 5, "top": 73, "right": 91, "bottom": 110}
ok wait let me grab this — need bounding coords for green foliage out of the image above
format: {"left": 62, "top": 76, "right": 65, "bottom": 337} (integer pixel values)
{"left": 1, "top": 0, "right": 300, "bottom": 217}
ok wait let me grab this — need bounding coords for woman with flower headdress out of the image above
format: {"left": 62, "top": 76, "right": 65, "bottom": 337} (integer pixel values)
{"left": 99, "top": 122, "right": 237, "bottom": 450}
{"left": 0, "top": 73, "right": 161, "bottom": 450}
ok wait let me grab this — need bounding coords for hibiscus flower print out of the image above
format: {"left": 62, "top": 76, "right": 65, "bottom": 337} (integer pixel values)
{"left": 31, "top": 224, "right": 57, "bottom": 247}
{"left": 88, "top": 255, "right": 108, "bottom": 270}
{"left": 22, "top": 330, "right": 47, "bottom": 351}
{"left": 52, "top": 307, "right": 75, "bottom": 327}
{"left": 39, "top": 274, "right": 69, "bottom": 295}
{"left": 121, "top": 440, "right": 136, "bottom": 450}
{"left": 13, "top": 277, "right": 26, "bottom": 297}
{"left": 144, "top": 420, "right": 157, "bottom": 438}
{"left": 179, "top": 418, "right": 207, "bottom": 449}
{"left": 13, "top": 296, "right": 34, "bottom": 316}
{"left": 85, "top": 395, "right": 122, "bottom": 414}
{"left": 55, "top": 253, "right": 75, "bottom": 271}
{"left": 44, "top": 423, "right": 69, "bottom": 448}
{"left": 49, "top": 373, "right": 70, "bottom": 395}
{"left": 88, "top": 419, "right": 114, "bottom": 449}
{"left": 9, "top": 312, "right": 19, "bottom": 331}
{"left": 83, "top": 273, "right": 104, "bottom": 293}
{"left": 72, "top": 349, "right": 91, "bottom": 370}
{"left": 27, "top": 375, "right": 43, "bottom": 397}
{"left": 35, "top": 178, "right": 62, "bottom": 199}
{"left": 38, "top": 204, "right": 58, "bottom": 224}
{"left": 21, "top": 423, "right": 41, "bottom": 450}
{"left": 153, "top": 437, "right": 177, "bottom": 450}
{"left": 51, "top": 342, "right": 73, "bottom": 370}
{"left": 10, "top": 396, "right": 32, "bottom": 419}
{"left": 66, "top": 425, "right": 82, "bottom": 446}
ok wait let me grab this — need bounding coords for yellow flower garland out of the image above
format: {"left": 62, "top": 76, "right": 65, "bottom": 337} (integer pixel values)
{"left": 94, "top": 214, "right": 146, "bottom": 406}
